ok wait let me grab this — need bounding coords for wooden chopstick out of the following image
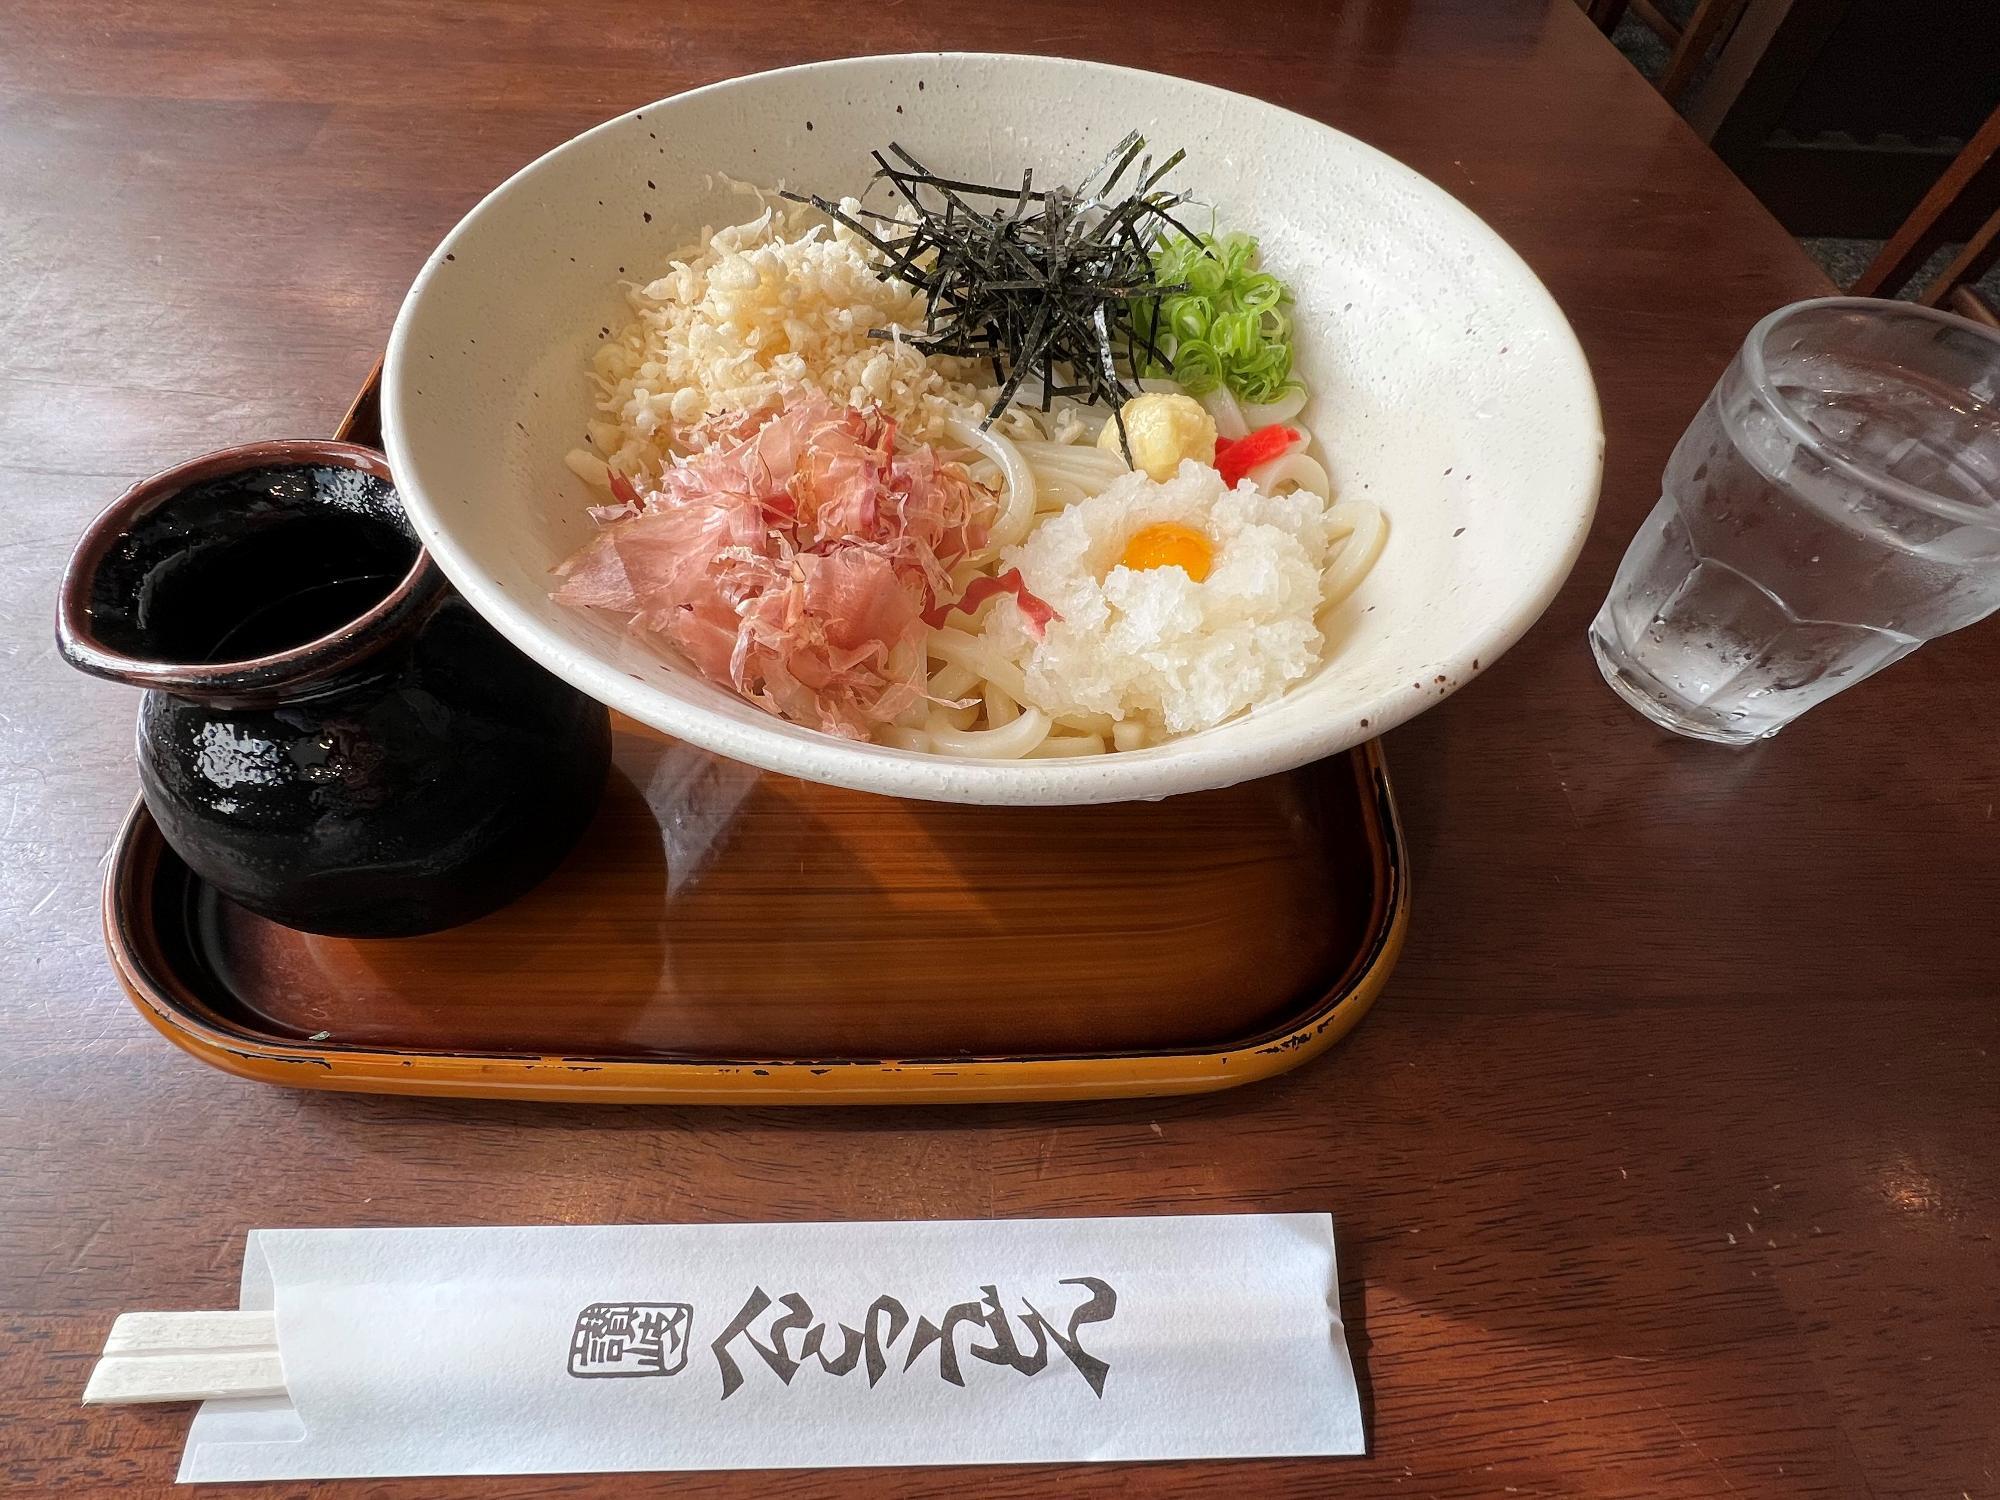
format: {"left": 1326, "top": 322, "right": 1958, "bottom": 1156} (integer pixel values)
{"left": 83, "top": 1311, "right": 286, "bottom": 1405}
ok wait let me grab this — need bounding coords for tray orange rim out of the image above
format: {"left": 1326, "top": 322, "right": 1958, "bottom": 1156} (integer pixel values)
{"left": 102, "top": 741, "right": 1409, "bottom": 1104}
{"left": 100, "top": 355, "right": 1409, "bottom": 1105}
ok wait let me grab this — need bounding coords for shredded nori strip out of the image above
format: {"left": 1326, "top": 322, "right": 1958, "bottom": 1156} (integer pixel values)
{"left": 786, "top": 133, "right": 1194, "bottom": 447}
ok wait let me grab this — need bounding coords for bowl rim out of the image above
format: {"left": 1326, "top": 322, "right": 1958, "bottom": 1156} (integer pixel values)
{"left": 383, "top": 50, "right": 1603, "bottom": 805}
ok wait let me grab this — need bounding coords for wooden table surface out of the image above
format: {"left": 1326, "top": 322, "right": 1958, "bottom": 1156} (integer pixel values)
{"left": 3, "top": 2, "right": 1996, "bottom": 1495}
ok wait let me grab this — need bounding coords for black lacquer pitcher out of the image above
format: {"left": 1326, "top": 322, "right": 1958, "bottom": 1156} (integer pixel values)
{"left": 58, "top": 440, "right": 610, "bottom": 937}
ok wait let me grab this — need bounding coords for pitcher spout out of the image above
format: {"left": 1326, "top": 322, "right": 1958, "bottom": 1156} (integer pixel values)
{"left": 56, "top": 440, "right": 443, "bottom": 707}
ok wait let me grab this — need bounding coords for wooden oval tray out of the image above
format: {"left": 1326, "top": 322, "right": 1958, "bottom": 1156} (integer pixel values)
{"left": 96, "top": 365, "right": 1410, "bottom": 1105}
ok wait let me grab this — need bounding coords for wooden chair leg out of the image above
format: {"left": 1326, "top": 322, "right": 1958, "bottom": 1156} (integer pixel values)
{"left": 1946, "top": 285, "right": 2000, "bottom": 330}
{"left": 1917, "top": 204, "right": 2000, "bottom": 309}
{"left": 1658, "top": 0, "right": 1753, "bottom": 103}
{"left": 1854, "top": 103, "right": 2000, "bottom": 298}
{"left": 1587, "top": 0, "right": 1632, "bottom": 31}
{"left": 1626, "top": 0, "right": 1681, "bottom": 43}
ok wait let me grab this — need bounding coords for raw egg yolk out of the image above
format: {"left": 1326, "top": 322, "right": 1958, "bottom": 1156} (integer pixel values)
{"left": 1120, "top": 523, "right": 1213, "bottom": 582}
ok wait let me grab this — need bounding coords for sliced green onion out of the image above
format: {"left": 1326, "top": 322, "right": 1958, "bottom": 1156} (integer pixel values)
{"left": 1185, "top": 254, "right": 1227, "bottom": 298}
{"left": 1168, "top": 299, "right": 1208, "bottom": 342}
{"left": 1170, "top": 339, "right": 1224, "bottom": 394}
{"left": 1218, "top": 232, "right": 1257, "bottom": 281}
{"left": 1134, "top": 229, "right": 1304, "bottom": 404}
{"left": 1237, "top": 272, "right": 1284, "bottom": 315}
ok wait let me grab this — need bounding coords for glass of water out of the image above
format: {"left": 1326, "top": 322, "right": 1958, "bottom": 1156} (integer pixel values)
{"left": 1590, "top": 297, "right": 2000, "bottom": 743}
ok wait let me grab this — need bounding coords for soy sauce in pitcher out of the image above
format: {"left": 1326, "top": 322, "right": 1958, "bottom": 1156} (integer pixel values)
{"left": 58, "top": 441, "right": 611, "bottom": 937}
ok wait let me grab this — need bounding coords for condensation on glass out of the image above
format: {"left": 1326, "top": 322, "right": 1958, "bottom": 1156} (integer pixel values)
{"left": 1591, "top": 298, "right": 2000, "bottom": 743}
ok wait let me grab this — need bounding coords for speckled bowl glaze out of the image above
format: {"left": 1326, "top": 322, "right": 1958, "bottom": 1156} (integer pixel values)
{"left": 384, "top": 53, "right": 1602, "bottom": 805}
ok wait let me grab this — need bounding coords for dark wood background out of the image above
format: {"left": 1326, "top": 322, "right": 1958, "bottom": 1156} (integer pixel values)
{"left": 3, "top": 1, "right": 1995, "bottom": 1495}
{"left": 1695, "top": 0, "right": 2000, "bottom": 237}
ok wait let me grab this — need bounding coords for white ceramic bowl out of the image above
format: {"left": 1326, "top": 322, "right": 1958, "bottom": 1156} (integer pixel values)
{"left": 384, "top": 53, "right": 1601, "bottom": 804}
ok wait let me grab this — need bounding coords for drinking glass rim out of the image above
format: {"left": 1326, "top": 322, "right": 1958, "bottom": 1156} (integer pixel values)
{"left": 1742, "top": 296, "right": 2000, "bottom": 531}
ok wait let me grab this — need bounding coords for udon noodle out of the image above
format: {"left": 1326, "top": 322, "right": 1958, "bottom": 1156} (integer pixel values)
{"left": 882, "top": 382, "right": 1386, "bottom": 757}
{"left": 556, "top": 155, "right": 1391, "bottom": 760}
